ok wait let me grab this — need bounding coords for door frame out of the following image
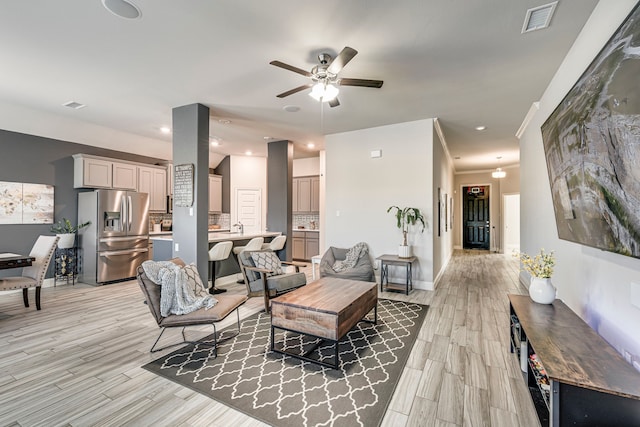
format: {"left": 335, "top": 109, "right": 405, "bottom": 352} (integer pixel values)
{"left": 459, "top": 183, "right": 493, "bottom": 250}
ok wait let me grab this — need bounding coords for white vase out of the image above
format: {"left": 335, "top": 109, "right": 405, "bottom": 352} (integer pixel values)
{"left": 529, "top": 277, "right": 556, "bottom": 304}
{"left": 398, "top": 245, "right": 412, "bottom": 258}
{"left": 56, "top": 233, "right": 76, "bottom": 249}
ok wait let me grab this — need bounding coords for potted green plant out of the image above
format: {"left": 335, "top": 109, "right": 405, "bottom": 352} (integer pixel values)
{"left": 387, "top": 206, "right": 426, "bottom": 258}
{"left": 50, "top": 218, "right": 91, "bottom": 249}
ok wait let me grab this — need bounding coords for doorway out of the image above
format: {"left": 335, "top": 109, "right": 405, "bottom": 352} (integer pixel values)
{"left": 463, "top": 185, "right": 490, "bottom": 250}
{"left": 503, "top": 193, "right": 520, "bottom": 255}
{"left": 235, "top": 189, "right": 262, "bottom": 234}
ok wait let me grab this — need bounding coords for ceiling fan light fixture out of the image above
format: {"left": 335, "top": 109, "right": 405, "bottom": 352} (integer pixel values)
{"left": 309, "top": 82, "right": 339, "bottom": 102}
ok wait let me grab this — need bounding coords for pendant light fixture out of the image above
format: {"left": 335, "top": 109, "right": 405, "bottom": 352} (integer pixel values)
{"left": 492, "top": 156, "right": 507, "bottom": 179}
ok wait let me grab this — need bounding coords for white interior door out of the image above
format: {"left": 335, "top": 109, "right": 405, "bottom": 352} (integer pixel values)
{"left": 236, "top": 189, "right": 262, "bottom": 234}
{"left": 503, "top": 193, "right": 520, "bottom": 255}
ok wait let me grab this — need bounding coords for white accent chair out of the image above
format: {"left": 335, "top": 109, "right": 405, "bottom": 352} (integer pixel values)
{"left": 0, "top": 235, "right": 59, "bottom": 310}
{"left": 208, "top": 241, "right": 233, "bottom": 294}
{"left": 261, "top": 235, "right": 286, "bottom": 251}
{"left": 232, "top": 237, "right": 264, "bottom": 284}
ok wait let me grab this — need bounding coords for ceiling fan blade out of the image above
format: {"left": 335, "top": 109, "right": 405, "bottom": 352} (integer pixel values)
{"left": 276, "top": 84, "right": 313, "bottom": 98}
{"left": 338, "top": 78, "right": 384, "bottom": 88}
{"left": 329, "top": 98, "right": 340, "bottom": 108}
{"left": 327, "top": 47, "right": 358, "bottom": 75}
{"left": 269, "top": 60, "right": 312, "bottom": 77}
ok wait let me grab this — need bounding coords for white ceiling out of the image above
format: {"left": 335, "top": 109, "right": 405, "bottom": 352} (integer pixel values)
{"left": 0, "top": 0, "right": 599, "bottom": 171}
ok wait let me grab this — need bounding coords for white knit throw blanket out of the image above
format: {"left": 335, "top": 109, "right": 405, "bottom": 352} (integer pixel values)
{"left": 142, "top": 260, "right": 215, "bottom": 317}
{"left": 333, "top": 242, "right": 368, "bottom": 272}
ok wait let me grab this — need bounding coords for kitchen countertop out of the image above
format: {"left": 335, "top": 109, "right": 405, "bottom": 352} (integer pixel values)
{"left": 150, "top": 231, "right": 281, "bottom": 243}
{"left": 149, "top": 228, "right": 230, "bottom": 236}
{"left": 294, "top": 228, "right": 320, "bottom": 232}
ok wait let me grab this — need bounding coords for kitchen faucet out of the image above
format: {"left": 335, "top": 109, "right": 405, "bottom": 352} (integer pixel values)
{"left": 233, "top": 222, "right": 243, "bottom": 234}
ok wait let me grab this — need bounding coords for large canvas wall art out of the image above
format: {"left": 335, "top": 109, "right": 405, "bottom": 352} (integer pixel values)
{"left": 541, "top": 3, "right": 640, "bottom": 259}
{"left": 0, "top": 181, "right": 54, "bottom": 224}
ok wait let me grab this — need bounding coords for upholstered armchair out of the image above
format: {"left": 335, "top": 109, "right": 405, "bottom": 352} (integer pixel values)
{"left": 0, "top": 235, "right": 59, "bottom": 310}
{"left": 136, "top": 258, "right": 247, "bottom": 353}
{"left": 238, "top": 250, "right": 306, "bottom": 312}
{"left": 319, "top": 245, "right": 375, "bottom": 282}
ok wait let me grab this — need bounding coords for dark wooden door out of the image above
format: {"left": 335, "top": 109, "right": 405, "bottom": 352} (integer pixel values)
{"left": 463, "top": 186, "right": 490, "bottom": 249}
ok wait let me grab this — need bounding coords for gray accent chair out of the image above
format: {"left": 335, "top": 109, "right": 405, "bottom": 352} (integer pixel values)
{"left": 238, "top": 250, "right": 306, "bottom": 313}
{"left": 319, "top": 246, "right": 375, "bottom": 282}
{"left": 136, "top": 258, "right": 247, "bottom": 354}
{"left": 0, "top": 235, "right": 59, "bottom": 310}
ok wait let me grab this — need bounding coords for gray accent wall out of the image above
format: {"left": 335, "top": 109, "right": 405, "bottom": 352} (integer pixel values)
{"left": 0, "top": 128, "right": 167, "bottom": 278}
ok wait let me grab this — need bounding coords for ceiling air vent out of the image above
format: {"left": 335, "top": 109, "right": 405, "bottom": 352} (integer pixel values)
{"left": 522, "top": 1, "right": 558, "bottom": 33}
{"left": 62, "top": 101, "right": 86, "bottom": 110}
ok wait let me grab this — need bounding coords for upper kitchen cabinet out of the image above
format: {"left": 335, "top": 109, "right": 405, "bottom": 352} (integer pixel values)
{"left": 138, "top": 165, "right": 167, "bottom": 211}
{"left": 292, "top": 176, "right": 319, "bottom": 213}
{"left": 112, "top": 162, "right": 137, "bottom": 190}
{"left": 209, "top": 174, "right": 222, "bottom": 213}
{"left": 74, "top": 155, "right": 112, "bottom": 188}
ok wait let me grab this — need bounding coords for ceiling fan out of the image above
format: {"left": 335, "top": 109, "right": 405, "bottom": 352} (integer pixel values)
{"left": 269, "top": 47, "right": 384, "bottom": 108}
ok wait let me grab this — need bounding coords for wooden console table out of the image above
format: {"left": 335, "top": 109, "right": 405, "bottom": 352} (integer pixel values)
{"left": 508, "top": 294, "right": 640, "bottom": 426}
{"left": 377, "top": 254, "right": 416, "bottom": 295}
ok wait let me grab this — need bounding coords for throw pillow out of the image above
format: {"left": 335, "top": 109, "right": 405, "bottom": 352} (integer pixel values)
{"left": 251, "top": 252, "right": 284, "bottom": 276}
{"left": 182, "top": 263, "right": 209, "bottom": 298}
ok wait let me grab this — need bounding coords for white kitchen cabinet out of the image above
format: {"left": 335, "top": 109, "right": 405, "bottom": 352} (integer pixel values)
{"left": 209, "top": 174, "right": 222, "bottom": 213}
{"left": 74, "top": 155, "right": 112, "bottom": 188}
{"left": 138, "top": 165, "right": 167, "bottom": 211}
{"left": 292, "top": 231, "right": 306, "bottom": 259}
{"left": 112, "top": 162, "right": 137, "bottom": 190}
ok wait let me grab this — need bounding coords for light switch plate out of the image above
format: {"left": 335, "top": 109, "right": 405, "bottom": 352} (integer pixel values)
{"left": 630, "top": 281, "right": 640, "bottom": 309}
{"left": 175, "top": 243, "right": 179, "bottom": 252}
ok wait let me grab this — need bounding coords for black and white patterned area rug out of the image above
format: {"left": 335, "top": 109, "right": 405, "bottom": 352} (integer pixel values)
{"left": 143, "top": 299, "right": 428, "bottom": 427}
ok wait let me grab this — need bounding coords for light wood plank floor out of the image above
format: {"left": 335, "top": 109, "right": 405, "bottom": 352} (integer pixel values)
{"left": 0, "top": 250, "right": 540, "bottom": 426}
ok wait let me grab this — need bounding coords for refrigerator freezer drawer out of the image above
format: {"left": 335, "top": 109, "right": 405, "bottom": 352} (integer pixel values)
{"left": 98, "top": 236, "right": 149, "bottom": 252}
{"left": 97, "top": 248, "right": 149, "bottom": 283}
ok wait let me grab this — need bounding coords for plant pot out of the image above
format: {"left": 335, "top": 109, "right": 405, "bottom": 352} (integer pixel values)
{"left": 56, "top": 233, "right": 76, "bottom": 249}
{"left": 529, "top": 277, "right": 556, "bottom": 304}
{"left": 398, "top": 245, "right": 412, "bottom": 258}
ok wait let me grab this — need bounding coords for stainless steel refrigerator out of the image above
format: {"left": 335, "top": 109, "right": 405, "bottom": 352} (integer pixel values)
{"left": 78, "top": 190, "right": 149, "bottom": 285}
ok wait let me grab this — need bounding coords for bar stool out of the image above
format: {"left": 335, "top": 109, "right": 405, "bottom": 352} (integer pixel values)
{"left": 261, "top": 235, "right": 286, "bottom": 251}
{"left": 232, "top": 237, "right": 264, "bottom": 284}
{"left": 208, "top": 241, "right": 233, "bottom": 294}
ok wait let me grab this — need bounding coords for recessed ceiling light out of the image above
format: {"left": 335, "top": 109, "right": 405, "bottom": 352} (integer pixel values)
{"left": 283, "top": 105, "right": 300, "bottom": 113}
{"left": 307, "top": 143, "right": 315, "bottom": 148}
{"left": 475, "top": 126, "right": 487, "bottom": 131}
{"left": 263, "top": 136, "right": 272, "bottom": 141}
{"left": 160, "top": 126, "right": 171, "bottom": 134}
{"left": 218, "top": 119, "right": 231, "bottom": 125}
{"left": 62, "top": 101, "right": 86, "bottom": 110}
{"left": 211, "top": 140, "right": 220, "bottom": 146}
{"left": 245, "top": 150, "right": 252, "bottom": 156}
{"left": 101, "top": 0, "right": 141, "bottom": 20}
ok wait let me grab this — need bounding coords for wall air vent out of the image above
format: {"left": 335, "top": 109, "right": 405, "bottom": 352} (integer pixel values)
{"left": 522, "top": 2, "right": 558, "bottom": 33}
{"left": 62, "top": 101, "right": 86, "bottom": 110}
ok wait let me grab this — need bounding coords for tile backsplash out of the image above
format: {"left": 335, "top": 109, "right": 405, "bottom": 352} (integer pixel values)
{"left": 149, "top": 212, "right": 231, "bottom": 231}
{"left": 293, "top": 214, "right": 319, "bottom": 230}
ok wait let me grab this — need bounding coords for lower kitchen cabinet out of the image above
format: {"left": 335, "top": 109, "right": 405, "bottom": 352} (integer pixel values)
{"left": 292, "top": 231, "right": 319, "bottom": 260}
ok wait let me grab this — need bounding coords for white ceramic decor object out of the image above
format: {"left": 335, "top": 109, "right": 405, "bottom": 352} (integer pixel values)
{"left": 529, "top": 277, "right": 556, "bottom": 304}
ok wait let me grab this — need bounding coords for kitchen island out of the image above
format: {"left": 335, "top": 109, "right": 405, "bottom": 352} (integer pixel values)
{"left": 150, "top": 231, "right": 282, "bottom": 281}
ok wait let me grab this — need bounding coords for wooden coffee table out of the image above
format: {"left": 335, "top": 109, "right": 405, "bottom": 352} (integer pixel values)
{"left": 270, "top": 277, "right": 378, "bottom": 369}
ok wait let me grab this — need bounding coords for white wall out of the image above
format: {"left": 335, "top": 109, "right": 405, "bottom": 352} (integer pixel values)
{"left": 230, "top": 155, "right": 267, "bottom": 231}
{"left": 432, "top": 125, "right": 455, "bottom": 285}
{"left": 293, "top": 157, "right": 320, "bottom": 177}
{"left": 519, "top": 0, "right": 640, "bottom": 370}
{"left": 325, "top": 119, "right": 436, "bottom": 289}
